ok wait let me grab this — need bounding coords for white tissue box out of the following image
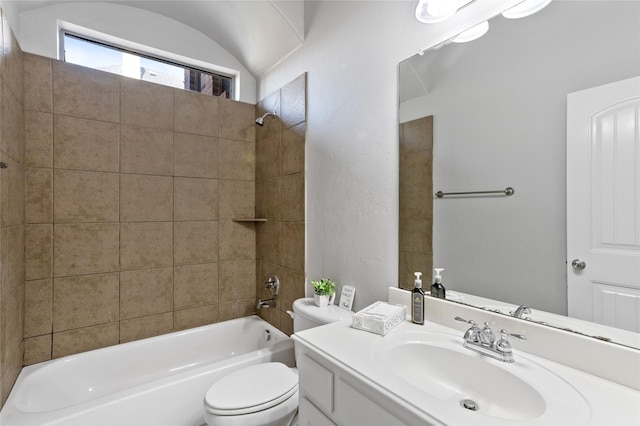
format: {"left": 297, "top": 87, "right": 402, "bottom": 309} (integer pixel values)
{"left": 352, "top": 301, "right": 406, "bottom": 335}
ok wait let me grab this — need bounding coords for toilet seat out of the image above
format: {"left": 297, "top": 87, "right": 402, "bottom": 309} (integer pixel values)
{"left": 204, "top": 363, "right": 298, "bottom": 416}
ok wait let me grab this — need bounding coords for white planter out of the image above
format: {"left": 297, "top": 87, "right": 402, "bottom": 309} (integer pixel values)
{"left": 313, "top": 293, "right": 335, "bottom": 307}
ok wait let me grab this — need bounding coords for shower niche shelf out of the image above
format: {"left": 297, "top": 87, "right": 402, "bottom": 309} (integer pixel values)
{"left": 232, "top": 218, "right": 268, "bottom": 223}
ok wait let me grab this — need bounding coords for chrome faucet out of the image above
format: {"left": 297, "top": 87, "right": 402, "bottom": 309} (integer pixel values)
{"left": 455, "top": 317, "right": 526, "bottom": 363}
{"left": 257, "top": 298, "right": 276, "bottom": 309}
{"left": 511, "top": 305, "right": 531, "bottom": 319}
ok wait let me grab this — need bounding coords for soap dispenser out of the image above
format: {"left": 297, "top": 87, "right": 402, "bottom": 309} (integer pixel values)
{"left": 431, "top": 268, "right": 446, "bottom": 299}
{"left": 411, "top": 272, "right": 425, "bottom": 325}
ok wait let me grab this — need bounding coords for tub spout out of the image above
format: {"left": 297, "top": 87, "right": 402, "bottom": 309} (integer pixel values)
{"left": 257, "top": 298, "right": 276, "bottom": 309}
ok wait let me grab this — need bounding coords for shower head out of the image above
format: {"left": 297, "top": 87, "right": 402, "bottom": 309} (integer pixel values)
{"left": 255, "top": 111, "right": 277, "bottom": 126}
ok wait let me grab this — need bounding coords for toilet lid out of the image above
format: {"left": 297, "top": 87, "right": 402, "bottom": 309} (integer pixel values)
{"left": 204, "top": 362, "right": 298, "bottom": 415}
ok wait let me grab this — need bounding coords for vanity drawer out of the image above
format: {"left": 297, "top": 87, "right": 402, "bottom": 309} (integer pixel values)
{"left": 298, "top": 354, "right": 334, "bottom": 414}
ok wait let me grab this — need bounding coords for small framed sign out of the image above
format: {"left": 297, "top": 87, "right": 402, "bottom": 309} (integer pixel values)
{"left": 338, "top": 285, "right": 356, "bottom": 311}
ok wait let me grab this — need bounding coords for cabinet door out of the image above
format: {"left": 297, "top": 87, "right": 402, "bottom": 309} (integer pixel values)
{"left": 335, "top": 378, "right": 407, "bottom": 425}
{"left": 299, "top": 397, "right": 336, "bottom": 426}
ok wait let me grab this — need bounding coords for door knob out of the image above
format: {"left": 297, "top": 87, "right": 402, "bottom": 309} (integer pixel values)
{"left": 571, "top": 259, "right": 586, "bottom": 270}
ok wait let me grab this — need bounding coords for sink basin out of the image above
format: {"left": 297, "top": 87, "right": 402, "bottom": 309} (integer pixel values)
{"left": 372, "top": 331, "right": 590, "bottom": 424}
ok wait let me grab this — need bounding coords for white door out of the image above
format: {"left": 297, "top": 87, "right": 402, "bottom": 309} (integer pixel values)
{"left": 567, "top": 76, "right": 640, "bottom": 332}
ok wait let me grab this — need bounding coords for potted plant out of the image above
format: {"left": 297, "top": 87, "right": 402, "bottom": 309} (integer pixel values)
{"left": 311, "top": 278, "right": 336, "bottom": 307}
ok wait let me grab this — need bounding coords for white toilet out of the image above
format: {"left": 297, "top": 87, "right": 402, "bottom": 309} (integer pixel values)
{"left": 203, "top": 298, "right": 353, "bottom": 426}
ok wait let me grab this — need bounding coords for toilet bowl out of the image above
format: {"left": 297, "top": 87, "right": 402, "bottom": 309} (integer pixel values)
{"left": 203, "top": 298, "right": 352, "bottom": 426}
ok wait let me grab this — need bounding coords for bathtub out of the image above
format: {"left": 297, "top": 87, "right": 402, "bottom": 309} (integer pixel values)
{"left": 0, "top": 315, "right": 295, "bottom": 426}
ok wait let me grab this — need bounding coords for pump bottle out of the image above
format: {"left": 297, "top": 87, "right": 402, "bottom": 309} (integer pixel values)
{"left": 411, "top": 272, "right": 425, "bottom": 324}
{"left": 431, "top": 268, "right": 446, "bottom": 299}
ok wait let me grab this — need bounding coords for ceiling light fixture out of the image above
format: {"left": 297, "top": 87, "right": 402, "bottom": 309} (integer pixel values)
{"left": 502, "top": 0, "right": 552, "bottom": 19}
{"left": 451, "top": 20, "right": 489, "bottom": 43}
{"left": 415, "top": 0, "right": 475, "bottom": 24}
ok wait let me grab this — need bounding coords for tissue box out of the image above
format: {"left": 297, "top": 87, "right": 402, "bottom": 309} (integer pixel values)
{"left": 352, "top": 301, "right": 406, "bottom": 335}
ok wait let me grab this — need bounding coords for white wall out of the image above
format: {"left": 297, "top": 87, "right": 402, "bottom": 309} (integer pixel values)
{"left": 13, "top": 2, "right": 257, "bottom": 103}
{"left": 259, "top": 0, "right": 521, "bottom": 311}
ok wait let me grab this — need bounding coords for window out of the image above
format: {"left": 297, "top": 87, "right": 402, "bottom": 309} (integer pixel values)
{"left": 62, "top": 33, "right": 233, "bottom": 99}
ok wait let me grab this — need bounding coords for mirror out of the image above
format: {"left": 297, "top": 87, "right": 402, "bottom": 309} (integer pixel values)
{"left": 398, "top": 0, "right": 640, "bottom": 348}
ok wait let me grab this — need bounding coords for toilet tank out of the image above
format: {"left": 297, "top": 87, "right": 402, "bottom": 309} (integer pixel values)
{"left": 292, "top": 298, "right": 353, "bottom": 333}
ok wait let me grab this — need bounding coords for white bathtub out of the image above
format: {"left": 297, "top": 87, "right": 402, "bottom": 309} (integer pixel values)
{"left": 0, "top": 316, "right": 295, "bottom": 426}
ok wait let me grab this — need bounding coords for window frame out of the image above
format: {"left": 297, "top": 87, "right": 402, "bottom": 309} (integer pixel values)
{"left": 60, "top": 29, "right": 237, "bottom": 99}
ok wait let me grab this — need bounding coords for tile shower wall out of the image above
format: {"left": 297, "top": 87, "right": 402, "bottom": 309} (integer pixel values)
{"left": 255, "top": 74, "right": 306, "bottom": 334}
{"left": 0, "top": 9, "right": 25, "bottom": 406}
{"left": 399, "top": 116, "right": 433, "bottom": 290}
{"left": 23, "top": 55, "right": 258, "bottom": 364}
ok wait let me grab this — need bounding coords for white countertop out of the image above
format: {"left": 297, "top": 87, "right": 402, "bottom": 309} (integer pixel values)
{"left": 293, "top": 318, "right": 640, "bottom": 425}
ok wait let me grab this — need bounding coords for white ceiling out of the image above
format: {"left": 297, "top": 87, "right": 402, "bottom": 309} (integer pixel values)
{"left": 4, "top": 0, "right": 305, "bottom": 77}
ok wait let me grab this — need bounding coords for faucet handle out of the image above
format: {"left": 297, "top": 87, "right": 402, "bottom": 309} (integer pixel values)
{"left": 454, "top": 316, "right": 476, "bottom": 326}
{"left": 496, "top": 329, "right": 526, "bottom": 354}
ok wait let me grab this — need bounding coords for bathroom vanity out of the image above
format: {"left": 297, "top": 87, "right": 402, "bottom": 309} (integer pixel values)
{"left": 292, "top": 299, "right": 640, "bottom": 425}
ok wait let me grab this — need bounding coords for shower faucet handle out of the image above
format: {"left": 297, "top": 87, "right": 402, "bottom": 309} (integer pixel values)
{"left": 265, "top": 275, "right": 280, "bottom": 296}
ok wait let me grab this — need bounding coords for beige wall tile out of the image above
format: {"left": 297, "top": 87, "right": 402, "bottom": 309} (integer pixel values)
{"left": 120, "top": 268, "right": 173, "bottom": 319}
{"left": 24, "top": 279, "right": 53, "bottom": 337}
{"left": 1, "top": 81, "right": 24, "bottom": 162}
{"left": 24, "top": 335, "right": 52, "bottom": 365}
{"left": 25, "top": 224, "right": 52, "bottom": 280}
{"left": 174, "top": 132, "right": 218, "bottom": 178}
{"left": 281, "top": 222, "right": 304, "bottom": 271}
{"left": 53, "top": 223, "right": 119, "bottom": 277}
{"left": 174, "top": 263, "right": 218, "bottom": 310}
{"left": 174, "top": 305, "right": 218, "bottom": 331}
{"left": 401, "top": 219, "right": 432, "bottom": 254}
{"left": 121, "top": 78, "right": 174, "bottom": 130}
{"left": 26, "top": 167, "right": 52, "bottom": 223}
{"left": 219, "top": 180, "right": 255, "bottom": 219}
{"left": 259, "top": 221, "right": 280, "bottom": 265}
{"left": 219, "top": 98, "right": 255, "bottom": 142}
{"left": 259, "top": 177, "right": 281, "bottom": 221}
{"left": 120, "top": 222, "right": 173, "bottom": 271}
{"left": 53, "top": 115, "right": 119, "bottom": 172}
{"left": 120, "top": 174, "right": 173, "bottom": 222}
{"left": 120, "top": 312, "right": 174, "bottom": 343}
{"left": 281, "top": 173, "right": 304, "bottom": 222}
{"left": 219, "top": 259, "right": 256, "bottom": 302}
{"left": 174, "top": 221, "right": 218, "bottom": 266}
{"left": 219, "top": 298, "right": 255, "bottom": 322}
{"left": 258, "top": 134, "right": 281, "bottom": 179}
{"left": 401, "top": 115, "right": 433, "bottom": 153}
{"left": 1, "top": 16, "right": 24, "bottom": 100}
{"left": 256, "top": 92, "right": 281, "bottom": 140}
{"left": 278, "top": 267, "right": 305, "bottom": 312}
{"left": 0, "top": 154, "right": 24, "bottom": 227}
{"left": 281, "top": 123, "right": 305, "bottom": 175}
{"left": 219, "top": 139, "right": 255, "bottom": 181}
{"left": 174, "top": 89, "right": 218, "bottom": 137}
{"left": 404, "top": 150, "right": 432, "bottom": 188}
{"left": 24, "top": 53, "right": 53, "bottom": 113}
{"left": 174, "top": 177, "right": 218, "bottom": 221}
{"left": 1, "top": 287, "right": 24, "bottom": 360}
{"left": 280, "top": 74, "right": 306, "bottom": 129}
{"left": 52, "top": 61, "right": 120, "bottom": 123}
{"left": 0, "top": 225, "right": 24, "bottom": 299}
{"left": 54, "top": 170, "right": 119, "bottom": 223}
{"left": 120, "top": 125, "right": 173, "bottom": 176}
{"left": 52, "top": 322, "right": 119, "bottom": 359}
{"left": 53, "top": 273, "right": 119, "bottom": 331}
{"left": 25, "top": 110, "right": 53, "bottom": 168}
{"left": 219, "top": 220, "right": 255, "bottom": 261}
{"left": 401, "top": 184, "right": 432, "bottom": 221}
{"left": 1, "top": 338, "right": 23, "bottom": 404}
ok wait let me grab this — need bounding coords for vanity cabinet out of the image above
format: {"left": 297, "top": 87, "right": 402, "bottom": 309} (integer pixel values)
{"left": 295, "top": 345, "right": 430, "bottom": 426}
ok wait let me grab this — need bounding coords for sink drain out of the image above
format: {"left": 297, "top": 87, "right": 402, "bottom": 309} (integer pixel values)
{"left": 460, "top": 399, "right": 479, "bottom": 411}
